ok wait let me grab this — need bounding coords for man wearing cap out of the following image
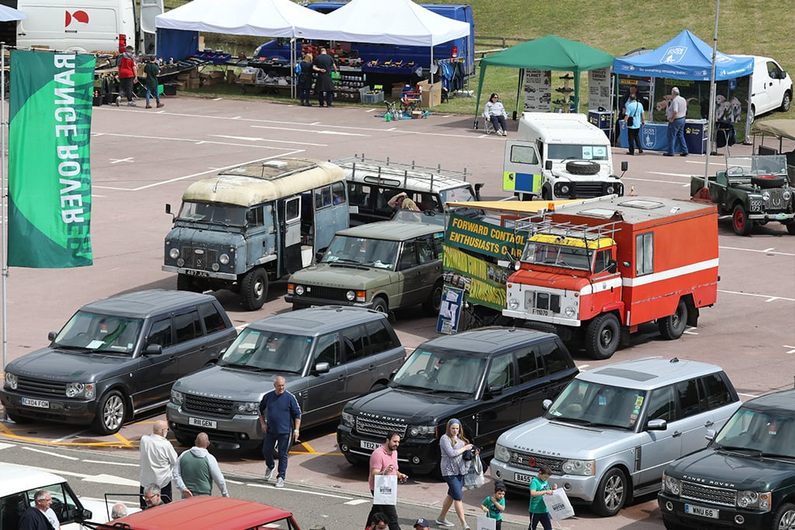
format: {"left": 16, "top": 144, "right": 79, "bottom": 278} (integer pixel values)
{"left": 413, "top": 518, "right": 431, "bottom": 529}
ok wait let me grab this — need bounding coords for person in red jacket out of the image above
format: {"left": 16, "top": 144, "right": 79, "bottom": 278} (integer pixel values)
{"left": 118, "top": 45, "right": 137, "bottom": 106}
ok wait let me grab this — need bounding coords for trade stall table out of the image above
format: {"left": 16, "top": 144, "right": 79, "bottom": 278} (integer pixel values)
{"left": 618, "top": 119, "right": 707, "bottom": 154}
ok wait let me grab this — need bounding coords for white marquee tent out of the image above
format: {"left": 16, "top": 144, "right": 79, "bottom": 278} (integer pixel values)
{"left": 0, "top": 4, "right": 25, "bottom": 21}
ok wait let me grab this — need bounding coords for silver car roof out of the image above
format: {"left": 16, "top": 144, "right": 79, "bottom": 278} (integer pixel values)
{"left": 576, "top": 357, "right": 724, "bottom": 391}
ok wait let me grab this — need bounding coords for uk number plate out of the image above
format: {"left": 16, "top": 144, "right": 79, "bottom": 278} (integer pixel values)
{"left": 188, "top": 417, "right": 217, "bottom": 429}
{"left": 185, "top": 270, "right": 210, "bottom": 277}
{"left": 684, "top": 503, "right": 719, "bottom": 519}
{"left": 360, "top": 440, "right": 379, "bottom": 450}
{"left": 21, "top": 397, "right": 49, "bottom": 409}
{"left": 514, "top": 472, "right": 535, "bottom": 483}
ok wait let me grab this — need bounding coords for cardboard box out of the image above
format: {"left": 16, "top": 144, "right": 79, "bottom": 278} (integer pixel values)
{"left": 237, "top": 72, "right": 257, "bottom": 85}
{"left": 417, "top": 80, "right": 442, "bottom": 107}
{"left": 189, "top": 68, "right": 199, "bottom": 79}
{"left": 226, "top": 71, "right": 238, "bottom": 84}
{"left": 391, "top": 82, "right": 406, "bottom": 99}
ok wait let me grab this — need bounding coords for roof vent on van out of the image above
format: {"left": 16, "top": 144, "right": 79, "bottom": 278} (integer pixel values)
{"left": 670, "top": 357, "right": 680, "bottom": 363}
{"left": 263, "top": 160, "right": 288, "bottom": 169}
{"left": 618, "top": 199, "right": 665, "bottom": 210}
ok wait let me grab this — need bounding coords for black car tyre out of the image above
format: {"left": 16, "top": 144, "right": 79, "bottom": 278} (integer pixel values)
{"left": 93, "top": 390, "right": 126, "bottom": 435}
{"left": 592, "top": 467, "right": 627, "bottom": 517}
{"left": 732, "top": 204, "right": 752, "bottom": 236}
{"left": 175, "top": 433, "right": 194, "bottom": 447}
{"left": 542, "top": 186, "right": 553, "bottom": 200}
{"left": 371, "top": 296, "right": 388, "bottom": 315}
{"left": 786, "top": 221, "right": 795, "bottom": 235}
{"left": 566, "top": 160, "right": 601, "bottom": 176}
{"left": 177, "top": 273, "right": 203, "bottom": 293}
{"left": 585, "top": 313, "right": 621, "bottom": 360}
{"left": 422, "top": 281, "right": 443, "bottom": 316}
{"left": 344, "top": 453, "right": 367, "bottom": 468}
{"left": 6, "top": 411, "right": 32, "bottom": 424}
{"left": 781, "top": 91, "right": 792, "bottom": 112}
{"left": 240, "top": 268, "right": 268, "bottom": 310}
{"left": 774, "top": 502, "right": 795, "bottom": 530}
{"left": 662, "top": 519, "right": 688, "bottom": 530}
{"left": 658, "top": 299, "right": 688, "bottom": 340}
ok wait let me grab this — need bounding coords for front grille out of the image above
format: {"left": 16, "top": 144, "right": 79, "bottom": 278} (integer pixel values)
{"left": 183, "top": 394, "right": 235, "bottom": 417}
{"left": 509, "top": 451, "right": 564, "bottom": 475}
{"left": 681, "top": 481, "right": 736, "bottom": 507}
{"left": 182, "top": 247, "right": 218, "bottom": 270}
{"left": 17, "top": 376, "right": 67, "bottom": 397}
{"left": 572, "top": 182, "right": 607, "bottom": 198}
{"left": 524, "top": 290, "right": 561, "bottom": 316}
{"left": 766, "top": 189, "right": 789, "bottom": 211}
{"left": 299, "top": 285, "right": 350, "bottom": 301}
{"left": 355, "top": 416, "right": 407, "bottom": 438}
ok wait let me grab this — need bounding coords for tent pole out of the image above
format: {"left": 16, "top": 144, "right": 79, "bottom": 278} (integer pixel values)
{"left": 513, "top": 68, "right": 523, "bottom": 121}
{"left": 429, "top": 44, "right": 434, "bottom": 109}
{"left": 573, "top": 68, "right": 579, "bottom": 113}
{"left": 474, "top": 62, "right": 486, "bottom": 119}
{"left": 705, "top": 0, "right": 720, "bottom": 181}
{"left": 744, "top": 74, "right": 753, "bottom": 143}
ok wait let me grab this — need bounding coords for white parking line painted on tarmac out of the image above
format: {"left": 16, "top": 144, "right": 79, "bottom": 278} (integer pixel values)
{"left": 718, "top": 289, "right": 795, "bottom": 302}
{"left": 227, "top": 479, "right": 244, "bottom": 485}
{"left": 24, "top": 447, "right": 79, "bottom": 460}
{"left": 738, "top": 392, "right": 760, "bottom": 398}
{"left": 213, "top": 134, "right": 327, "bottom": 147}
{"left": 83, "top": 459, "right": 139, "bottom": 467}
{"left": 251, "top": 125, "right": 368, "bottom": 137}
{"left": 685, "top": 160, "right": 723, "bottom": 166}
{"left": 246, "top": 482, "right": 352, "bottom": 500}
{"left": 784, "top": 345, "right": 795, "bottom": 354}
{"left": 649, "top": 171, "right": 692, "bottom": 178}
{"left": 366, "top": 108, "right": 376, "bottom": 113}
{"left": 93, "top": 132, "right": 295, "bottom": 151}
{"left": 719, "top": 246, "right": 795, "bottom": 257}
{"left": 577, "top": 364, "right": 590, "bottom": 370}
{"left": 623, "top": 177, "right": 683, "bottom": 186}
{"left": 0, "top": 442, "right": 14, "bottom": 450}
{"left": 344, "top": 499, "right": 370, "bottom": 505}
{"left": 52, "top": 429, "right": 87, "bottom": 443}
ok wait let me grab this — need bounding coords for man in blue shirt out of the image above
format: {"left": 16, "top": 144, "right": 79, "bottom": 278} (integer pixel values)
{"left": 259, "top": 375, "right": 302, "bottom": 488}
{"left": 624, "top": 93, "right": 645, "bottom": 156}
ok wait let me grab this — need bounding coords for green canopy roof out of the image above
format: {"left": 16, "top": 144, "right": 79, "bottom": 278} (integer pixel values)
{"left": 476, "top": 35, "right": 614, "bottom": 115}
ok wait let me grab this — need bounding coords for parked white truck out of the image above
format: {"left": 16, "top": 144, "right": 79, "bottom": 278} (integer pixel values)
{"left": 502, "top": 112, "right": 627, "bottom": 200}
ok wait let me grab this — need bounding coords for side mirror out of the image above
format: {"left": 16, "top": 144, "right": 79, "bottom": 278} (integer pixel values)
{"left": 48, "top": 331, "right": 57, "bottom": 342}
{"left": 646, "top": 418, "right": 668, "bottom": 431}
{"left": 390, "top": 368, "right": 398, "bottom": 379}
{"left": 165, "top": 203, "right": 172, "bottom": 214}
{"left": 621, "top": 161, "right": 629, "bottom": 172}
{"left": 705, "top": 429, "right": 716, "bottom": 441}
{"left": 545, "top": 160, "right": 553, "bottom": 171}
{"left": 622, "top": 261, "right": 631, "bottom": 268}
{"left": 79, "top": 509, "right": 92, "bottom": 522}
{"left": 486, "top": 385, "right": 504, "bottom": 397}
{"left": 314, "top": 362, "right": 330, "bottom": 374}
{"left": 542, "top": 399, "right": 552, "bottom": 411}
{"left": 144, "top": 344, "right": 163, "bottom": 355}
{"left": 474, "top": 183, "right": 484, "bottom": 200}
{"left": 607, "top": 260, "right": 617, "bottom": 274}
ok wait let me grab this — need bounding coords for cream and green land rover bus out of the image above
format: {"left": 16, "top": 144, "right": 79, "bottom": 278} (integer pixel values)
{"left": 163, "top": 159, "right": 349, "bottom": 310}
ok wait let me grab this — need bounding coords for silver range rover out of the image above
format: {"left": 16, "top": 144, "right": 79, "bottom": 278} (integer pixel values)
{"left": 490, "top": 357, "right": 741, "bottom": 517}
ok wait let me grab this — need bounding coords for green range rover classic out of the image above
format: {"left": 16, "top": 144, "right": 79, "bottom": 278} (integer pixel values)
{"left": 285, "top": 218, "right": 444, "bottom": 318}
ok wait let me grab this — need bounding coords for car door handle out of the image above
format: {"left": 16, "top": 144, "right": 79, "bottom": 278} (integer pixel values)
{"left": 672, "top": 431, "right": 682, "bottom": 438}
{"left": 704, "top": 420, "right": 714, "bottom": 428}
{"left": 368, "top": 364, "right": 375, "bottom": 370}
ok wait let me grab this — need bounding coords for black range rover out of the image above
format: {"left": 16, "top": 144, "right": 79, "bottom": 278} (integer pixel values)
{"left": 337, "top": 327, "right": 578, "bottom": 475}
{"left": 0, "top": 290, "right": 236, "bottom": 435}
{"left": 658, "top": 388, "right": 795, "bottom": 530}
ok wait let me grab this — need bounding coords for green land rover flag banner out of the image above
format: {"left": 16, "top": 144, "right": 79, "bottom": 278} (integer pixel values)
{"left": 8, "top": 50, "right": 95, "bottom": 268}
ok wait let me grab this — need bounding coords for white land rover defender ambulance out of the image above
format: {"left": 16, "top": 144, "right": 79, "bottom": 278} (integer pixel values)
{"left": 502, "top": 112, "right": 627, "bottom": 200}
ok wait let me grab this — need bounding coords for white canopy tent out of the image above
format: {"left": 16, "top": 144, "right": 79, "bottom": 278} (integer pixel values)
{"left": 0, "top": 4, "right": 25, "bottom": 21}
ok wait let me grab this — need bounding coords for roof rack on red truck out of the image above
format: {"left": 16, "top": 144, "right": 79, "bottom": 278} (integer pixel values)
{"left": 503, "top": 195, "right": 719, "bottom": 359}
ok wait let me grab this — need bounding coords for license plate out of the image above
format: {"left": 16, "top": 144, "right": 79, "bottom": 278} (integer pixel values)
{"left": 188, "top": 417, "right": 217, "bottom": 429}
{"left": 514, "top": 472, "right": 535, "bottom": 483}
{"left": 360, "top": 440, "right": 379, "bottom": 450}
{"left": 185, "top": 270, "right": 210, "bottom": 277}
{"left": 685, "top": 503, "right": 719, "bottom": 519}
{"left": 21, "top": 397, "right": 49, "bottom": 409}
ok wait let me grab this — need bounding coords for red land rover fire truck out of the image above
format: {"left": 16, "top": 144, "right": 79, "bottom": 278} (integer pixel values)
{"left": 503, "top": 196, "right": 719, "bottom": 359}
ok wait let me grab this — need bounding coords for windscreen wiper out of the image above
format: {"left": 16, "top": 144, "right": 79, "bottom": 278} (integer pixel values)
{"left": 716, "top": 445, "right": 763, "bottom": 457}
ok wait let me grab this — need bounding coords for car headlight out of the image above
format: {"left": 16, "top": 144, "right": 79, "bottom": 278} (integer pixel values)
{"left": 494, "top": 443, "right": 511, "bottom": 463}
{"left": 295, "top": 285, "right": 305, "bottom": 296}
{"left": 408, "top": 424, "right": 436, "bottom": 438}
{"left": 560, "top": 185, "right": 570, "bottom": 195}
{"left": 169, "top": 248, "right": 180, "bottom": 259}
{"left": 737, "top": 490, "right": 772, "bottom": 511}
{"left": 211, "top": 263, "right": 220, "bottom": 271}
{"left": 561, "top": 459, "right": 595, "bottom": 476}
{"left": 783, "top": 190, "right": 792, "bottom": 201}
{"left": 762, "top": 191, "right": 771, "bottom": 201}
{"left": 236, "top": 401, "right": 260, "bottom": 415}
{"left": 564, "top": 306, "right": 576, "bottom": 317}
{"left": 177, "top": 258, "right": 185, "bottom": 267}
{"left": 171, "top": 389, "right": 184, "bottom": 405}
{"left": 341, "top": 411, "right": 355, "bottom": 427}
{"left": 346, "top": 290, "right": 356, "bottom": 301}
{"left": 606, "top": 185, "right": 615, "bottom": 194}
{"left": 508, "top": 298, "right": 519, "bottom": 310}
{"left": 66, "top": 382, "right": 96, "bottom": 399}
{"left": 5, "top": 372, "right": 17, "bottom": 390}
{"left": 219, "top": 253, "right": 230, "bottom": 265}
{"left": 662, "top": 473, "right": 681, "bottom": 495}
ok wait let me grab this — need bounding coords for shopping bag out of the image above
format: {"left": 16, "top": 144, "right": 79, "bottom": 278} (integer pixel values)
{"left": 463, "top": 455, "right": 486, "bottom": 490}
{"left": 373, "top": 474, "right": 397, "bottom": 505}
{"left": 542, "top": 488, "right": 575, "bottom": 520}
{"left": 476, "top": 515, "right": 496, "bottom": 530}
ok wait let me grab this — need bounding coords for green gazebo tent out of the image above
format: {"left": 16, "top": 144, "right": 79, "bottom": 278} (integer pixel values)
{"left": 476, "top": 35, "right": 614, "bottom": 116}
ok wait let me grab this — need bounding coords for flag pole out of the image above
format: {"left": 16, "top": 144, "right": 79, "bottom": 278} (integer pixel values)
{"left": 704, "top": 0, "right": 720, "bottom": 182}
{"left": 0, "top": 41, "right": 7, "bottom": 410}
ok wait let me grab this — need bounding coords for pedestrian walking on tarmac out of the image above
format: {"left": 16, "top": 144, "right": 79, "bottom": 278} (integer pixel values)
{"left": 259, "top": 375, "right": 302, "bottom": 488}
{"left": 117, "top": 45, "right": 137, "bottom": 106}
{"left": 312, "top": 47, "right": 337, "bottom": 107}
{"left": 175, "top": 432, "right": 229, "bottom": 498}
{"left": 365, "top": 432, "right": 408, "bottom": 530}
{"left": 138, "top": 420, "right": 180, "bottom": 509}
{"left": 143, "top": 56, "right": 164, "bottom": 109}
{"left": 435, "top": 418, "right": 474, "bottom": 529}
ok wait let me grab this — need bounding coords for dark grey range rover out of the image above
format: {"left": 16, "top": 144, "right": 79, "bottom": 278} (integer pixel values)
{"left": 0, "top": 290, "right": 236, "bottom": 434}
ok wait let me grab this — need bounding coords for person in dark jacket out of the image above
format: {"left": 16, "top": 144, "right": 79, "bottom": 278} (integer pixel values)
{"left": 312, "top": 48, "right": 337, "bottom": 108}
{"left": 298, "top": 53, "right": 314, "bottom": 106}
{"left": 144, "top": 56, "right": 164, "bottom": 109}
{"left": 258, "top": 375, "right": 302, "bottom": 488}
{"left": 118, "top": 46, "right": 137, "bottom": 107}
{"left": 19, "top": 490, "right": 54, "bottom": 530}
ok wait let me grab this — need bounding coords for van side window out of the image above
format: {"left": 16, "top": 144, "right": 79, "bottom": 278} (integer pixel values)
{"left": 199, "top": 303, "right": 227, "bottom": 333}
{"left": 700, "top": 373, "right": 734, "bottom": 410}
{"left": 636, "top": 232, "right": 654, "bottom": 275}
{"left": 332, "top": 182, "right": 347, "bottom": 205}
{"left": 348, "top": 183, "right": 372, "bottom": 208}
{"left": 594, "top": 249, "right": 611, "bottom": 273}
{"left": 675, "top": 379, "right": 703, "bottom": 418}
{"left": 646, "top": 385, "right": 676, "bottom": 423}
{"left": 398, "top": 241, "right": 419, "bottom": 270}
{"left": 539, "top": 341, "right": 570, "bottom": 374}
{"left": 767, "top": 61, "right": 783, "bottom": 79}
{"left": 432, "top": 233, "right": 444, "bottom": 257}
{"left": 374, "top": 187, "right": 400, "bottom": 218}
{"left": 314, "top": 333, "right": 341, "bottom": 367}
{"left": 511, "top": 145, "right": 538, "bottom": 164}
{"left": 147, "top": 318, "right": 173, "bottom": 348}
{"left": 515, "top": 348, "right": 542, "bottom": 383}
{"left": 486, "top": 354, "right": 514, "bottom": 390}
{"left": 364, "top": 320, "right": 397, "bottom": 354}
{"left": 314, "top": 186, "right": 333, "bottom": 209}
{"left": 416, "top": 236, "right": 435, "bottom": 264}
{"left": 341, "top": 325, "right": 368, "bottom": 361}
{"left": 246, "top": 206, "right": 265, "bottom": 227}
{"left": 174, "top": 311, "right": 202, "bottom": 343}
{"left": 285, "top": 197, "right": 300, "bottom": 221}
{"left": 417, "top": 193, "right": 440, "bottom": 212}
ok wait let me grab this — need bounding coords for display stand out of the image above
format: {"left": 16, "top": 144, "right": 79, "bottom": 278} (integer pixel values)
{"left": 554, "top": 74, "right": 574, "bottom": 112}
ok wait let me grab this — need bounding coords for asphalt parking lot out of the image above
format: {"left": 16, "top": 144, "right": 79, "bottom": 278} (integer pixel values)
{"left": 2, "top": 94, "right": 794, "bottom": 528}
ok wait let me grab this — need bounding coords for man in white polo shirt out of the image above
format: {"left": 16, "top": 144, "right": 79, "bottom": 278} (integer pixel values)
{"left": 665, "top": 87, "right": 689, "bottom": 157}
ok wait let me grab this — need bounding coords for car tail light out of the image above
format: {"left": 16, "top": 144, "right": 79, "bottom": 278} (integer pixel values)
{"left": 119, "top": 33, "right": 126, "bottom": 53}
{"left": 451, "top": 45, "right": 458, "bottom": 58}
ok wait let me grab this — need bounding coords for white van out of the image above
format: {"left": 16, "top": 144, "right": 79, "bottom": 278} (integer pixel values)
{"left": 736, "top": 55, "right": 793, "bottom": 121}
{"left": 15, "top": 0, "right": 162, "bottom": 54}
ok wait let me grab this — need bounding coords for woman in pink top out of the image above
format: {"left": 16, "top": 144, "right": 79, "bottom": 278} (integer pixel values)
{"left": 366, "top": 432, "right": 408, "bottom": 530}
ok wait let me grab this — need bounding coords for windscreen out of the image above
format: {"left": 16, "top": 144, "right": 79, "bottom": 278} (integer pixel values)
{"left": 547, "top": 144, "right": 609, "bottom": 161}
{"left": 54, "top": 311, "right": 143, "bottom": 354}
{"left": 177, "top": 201, "right": 247, "bottom": 227}
{"left": 715, "top": 406, "right": 795, "bottom": 458}
{"left": 441, "top": 186, "right": 476, "bottom": 204}
{"left": 548, "top": 379, "right": 647, "bottom": 430}
{"left": 321, "top": 235, "right": 399, "bottom": 270}
{"left": 219, "top": 328, "right": 313, "bottom": 375}
{"left": 392, "top": 348, "right": 485, "bottom": 396}
{"left": 522, "top": 242, "right": 592, "bottom": 271}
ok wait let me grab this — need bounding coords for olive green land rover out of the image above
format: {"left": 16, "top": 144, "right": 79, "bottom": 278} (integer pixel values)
{"left": 285, "top": 218, "right": 444, "bottom": 317}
